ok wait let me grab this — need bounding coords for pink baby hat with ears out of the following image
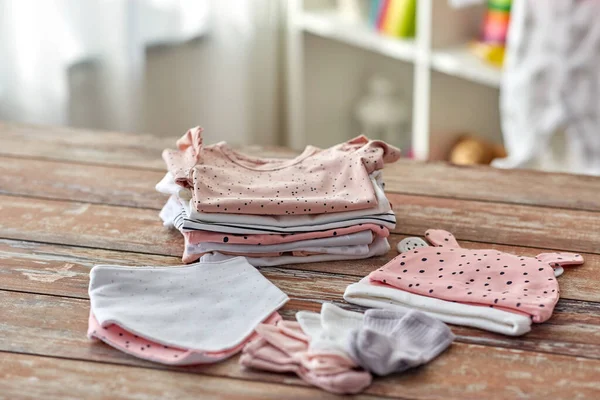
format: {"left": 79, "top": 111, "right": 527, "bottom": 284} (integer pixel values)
{"left": 368, "top": 229, "right": 584, "bottom": 323}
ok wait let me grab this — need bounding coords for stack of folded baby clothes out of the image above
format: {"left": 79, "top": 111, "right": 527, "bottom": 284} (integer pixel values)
{"left": 240, "top": 303, "right": 454, "bottom": 395}
{"left": 156, "top": 127, "right": 401, "bottom": 266}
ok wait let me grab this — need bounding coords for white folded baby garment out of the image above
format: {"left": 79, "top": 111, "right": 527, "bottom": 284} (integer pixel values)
{"left": 186, "top": 230, "right": 374, "bottom": 255}
{"left": 200, "top": 236, "right": 391, "bottom": 267}
{"left": 89, "top": 257, "right": 289, "bottom": 352}
{"left": 161, "top": 195, "right": 395, "bottom": 235}
{"left": 343, "top": 277, "right": 532, "bottom": 336}
{"left": 178, "top": 211, "right": 396, "bottom": 235}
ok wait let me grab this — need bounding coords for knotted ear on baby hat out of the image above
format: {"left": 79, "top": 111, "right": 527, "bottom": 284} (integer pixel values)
{"left": 372, "top": 229, "right": 584, "bottom": 324}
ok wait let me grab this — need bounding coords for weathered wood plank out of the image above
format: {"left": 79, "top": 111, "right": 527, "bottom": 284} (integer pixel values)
{"left": 0, "top": 122, "right": 296, "bottom": 170}
{"left": 384, "top": 160, "right": 600, "bottom": 212}
{"left": 0, "top": 195, "right": 183, "bottom": 256}
{"left": 1, "top": 242, "right": 600, "bottom": 360}
{"left": 0, "top": 352, "right": 380, "bottom": 400}
{"left": 0, "top": 219, "right": 598, "bottom": 304}
{"left": 0, "top": 156, "right": 166, "bottom": 209}
{"left": 0, "top": 121, "right": 174, "bottom": 170}
{"left": 1, "top": 191, "right": 599, "bottom": 258}
{"left": 0, "top": 190, "right": 598, "bottom": 303}
{"left": 389, "top": 193, "right": 600, "bottom": 254}
{"left": 1, "top": 145, "right": 597, "bottom": 257}
{"left": 3, "top": 123, "right": 600, "bottom": 212}
{"left": 1, "top": 292, "right": 599, "bottom": 400}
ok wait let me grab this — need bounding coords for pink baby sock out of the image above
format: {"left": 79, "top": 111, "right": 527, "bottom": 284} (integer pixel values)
{"left": 255, "top": 324, "right": 309, "bottom": 356}
{"left": 241, "top": 338, "right": 300, "bottom": 373}
{"left": 297, "top": 367, "right": 373, "bottom": 395}
{"left": 251, "top": 322, "right": 354, "bottom": 374}
{"left": 294, "top": 351, "right": 357, "bottom": 375}
{"left": 239, "top": 352, "right": 300, "bottom": 374}
{"left": 241, "top": 319, "right": 373, "bottom": 394}
{"left": 277, "top": 320, "right": 311, "bottom": 342}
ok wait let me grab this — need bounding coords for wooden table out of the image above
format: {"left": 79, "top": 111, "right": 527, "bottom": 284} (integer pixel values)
{"left": 1, "top": 121, "right": 599, "bottom": 400}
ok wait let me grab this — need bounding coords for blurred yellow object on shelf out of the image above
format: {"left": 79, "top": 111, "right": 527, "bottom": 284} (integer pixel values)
{"left": 470, "top": 41, "right": 505, "bottom": 68}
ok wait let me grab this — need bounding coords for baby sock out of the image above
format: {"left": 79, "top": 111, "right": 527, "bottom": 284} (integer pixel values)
{"left": 241, "top": 316, "right": 373, "bottom": 395}
{"left": 277, "top": 320, "right": 311, "bottom": 342}
{"left": 239, "top": 352, "right": 299, "bottom": 374}
{"left": 255, "top": 324, "right": 308, "bottom": 356}
{"left": 296, "top": 303, "right": 364, "bottom": 357}
{"left": 243, "top": 337, "right": 296, "bottom": 365}
{"left": 293, "top": 351, "right": 357, "bottom": 375}
{"left": 346, "top": 309, "right": 455, "bottom": 376}
{"left": 297, "top": 367, "right": 373, "bottom": 395}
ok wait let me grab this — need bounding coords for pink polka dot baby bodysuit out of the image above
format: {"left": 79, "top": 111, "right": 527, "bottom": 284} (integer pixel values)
{"left": 163, "top": 127, "right": 401, "bottom": 215}
{"left": 344, "top": 229, "right": 584, "bottom": 336}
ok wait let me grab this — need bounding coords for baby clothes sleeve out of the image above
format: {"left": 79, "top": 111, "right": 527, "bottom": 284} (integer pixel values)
{"left": 162, "top": 126, "right": 204, "bottom": 188}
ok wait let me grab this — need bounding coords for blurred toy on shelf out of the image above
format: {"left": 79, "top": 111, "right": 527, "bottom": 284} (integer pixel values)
{"left": 449, "top": 135, "right": 506, "bottom": 165}
{"left": 354, "top": 76, "right": 411, "bottom": 153}
{"left": 470, "top": 41, "right": 505, "bottom": 68}
{"left": 470, "top": 0, "right": 511, "bottom": 68}
{"left": 368, "top": 0, "right": 416, "bottom": 39}
{"left": 482, "top": 0, "right": 511, "bottom": 44}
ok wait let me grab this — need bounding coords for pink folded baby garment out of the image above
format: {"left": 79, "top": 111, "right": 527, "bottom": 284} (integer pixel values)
{"left": 163, "top": 127, "right": 400, "bottom": 215}
{"left": 184, "top": 223, "right": 390, "bottom": 246}
{"left": 345, "top": 229, "right": 584, "bottom": 336}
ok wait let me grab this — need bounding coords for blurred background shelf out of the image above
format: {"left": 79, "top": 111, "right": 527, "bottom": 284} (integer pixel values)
{"left": 431, "top": 46, "right": 501, "bottom": 88}
{"left": 287, "top": 0, "right": 503, "bottom": 160}
{"left": 297, "top": 11, "right": 417, "bottom": 63}
{"left": 297, "top": 10, "right": 501, "bottom": 89}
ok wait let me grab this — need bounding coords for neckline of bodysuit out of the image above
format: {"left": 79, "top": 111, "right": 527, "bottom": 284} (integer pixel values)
{"left": 216, "top": 142, "right": 321, "bottom": 171}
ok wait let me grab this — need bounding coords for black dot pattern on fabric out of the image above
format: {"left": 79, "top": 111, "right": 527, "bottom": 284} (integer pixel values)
{"left": 370, "top": 232, "right": 571, "bottom": 323}
{"left": 168, "top": 130, "right": 401, "bottom": 215}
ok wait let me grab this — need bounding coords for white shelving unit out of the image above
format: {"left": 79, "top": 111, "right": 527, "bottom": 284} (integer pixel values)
{"left": 298, "top": 11, "right": 417, "bottom": 62}
{"left": 286, "top": 0, "right": 503, "bottom": 160}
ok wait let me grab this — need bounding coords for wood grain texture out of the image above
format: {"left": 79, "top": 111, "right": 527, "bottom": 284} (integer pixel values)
{"left": 0, "top": 203, "right": 600, "bottom": 301}
{"left": 0, "top": 156, "right": 165, "bottom": 209}
{"left": 0, "top": 352, "right": 381, "bottom": 400}
{"left": 3, "top": 154, "right": 600, "bottom": 254}
{"left": 0, "top": 195, "right": 183, "bottom": 256}
{"left": 3, "top": 187, "right": 599, "bottom": 256}
{"left": 2, "top": 291, "right": 600, "bottom": 400}
{"left": 1, "top": 241, "right": 600, "bottom": 361}
{"left": 0, "top": 122, "right": 297, "bottom": 171}
{"left": 2, "top": 122, "right": 600, "bottom": 400}
{"left": 0, "top": 214, "right": 598, "bottom": 303}
{"left": 0, "top": 193, "right": 598, "bottom": 303}
{"left": 0, "top": 122, "right": 174, "bottom": 170}
{"left": 384, "top": 159, "right": 600, "bottom": 211}
{"left": 3, "top": 123, "right": 600, "bottom": 213}
{"left": 389, "top": 193, "right": 600, "bottom": 254}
